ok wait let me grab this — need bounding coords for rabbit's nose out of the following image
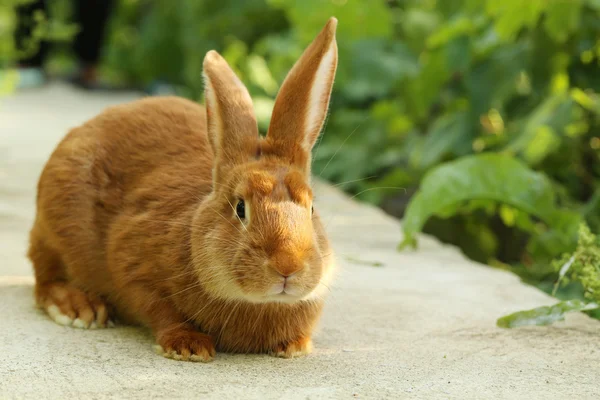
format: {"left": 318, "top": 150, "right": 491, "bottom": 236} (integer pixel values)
{"left": 270, "top": 250, "right": 305, "bottom": 277}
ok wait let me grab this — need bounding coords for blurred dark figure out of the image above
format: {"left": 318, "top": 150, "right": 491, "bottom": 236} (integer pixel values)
{"left": 15, "top": 0, "right": 114, "bottom": 89}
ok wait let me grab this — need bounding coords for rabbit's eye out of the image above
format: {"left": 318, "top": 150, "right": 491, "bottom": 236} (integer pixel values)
{"left": 311, "top": 205, "right": 314, "bottom": 215}
{"left": 236, "top": 199, "right": 246, "bottom": 219}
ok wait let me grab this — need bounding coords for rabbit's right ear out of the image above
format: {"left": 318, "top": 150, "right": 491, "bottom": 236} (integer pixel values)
{"left": 263, "top": 17, "right": 338, "bottom": 176}
{"left": 203, "top": 51, "right": 259, "bottom": 182}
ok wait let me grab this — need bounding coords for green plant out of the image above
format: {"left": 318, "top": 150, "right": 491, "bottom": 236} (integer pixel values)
{"left": 399, "top": 153, "right": 581, "bottom": 255}
{"left": 0, "top": 0, "right": 77, "bottom": 94}
{"left": 498, "top": 223, "right": 600, "bottom": 328}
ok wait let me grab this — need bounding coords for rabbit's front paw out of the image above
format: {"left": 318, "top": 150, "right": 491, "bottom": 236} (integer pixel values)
{"left": 271, "top": 336, "right": 313, "bottom": 358}
{"left": 37, "top": 282, "right": 113, "bottom": 329}
{"left": 154, "top": 328, "right": 216, "bottom": 362}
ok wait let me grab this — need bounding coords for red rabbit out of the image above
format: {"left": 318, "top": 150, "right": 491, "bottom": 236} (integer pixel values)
{"left": 28, "top": 18, "right": 339, "bottom": 362}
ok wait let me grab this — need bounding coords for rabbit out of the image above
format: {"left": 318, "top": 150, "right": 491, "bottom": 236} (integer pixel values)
{"left": 27, "top": 17, "right": 339, "bottom": 362}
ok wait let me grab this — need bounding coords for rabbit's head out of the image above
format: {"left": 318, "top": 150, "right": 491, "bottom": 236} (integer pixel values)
{"left": 191, "top": 18, "right": 338, "bottom": 304}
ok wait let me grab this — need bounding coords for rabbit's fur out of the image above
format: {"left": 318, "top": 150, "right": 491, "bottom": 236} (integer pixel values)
{"left": 28, "top": 18, "right": 338, "bottom": 361}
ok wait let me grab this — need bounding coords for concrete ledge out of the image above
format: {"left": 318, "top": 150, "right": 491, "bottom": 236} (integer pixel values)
{"left": 1, "top": 84, "right": 599, "bottom": 399}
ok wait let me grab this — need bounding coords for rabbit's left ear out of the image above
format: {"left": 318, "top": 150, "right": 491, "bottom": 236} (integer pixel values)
{"left": 203, "top": 50, "right": 259, "bottom": 183}
{"left": 263, "top": 17, "right": 338, "bottom": 175}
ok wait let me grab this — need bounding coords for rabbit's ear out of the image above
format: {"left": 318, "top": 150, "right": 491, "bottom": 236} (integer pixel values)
{"left": 264, "top": 17, "right": 338, "bottom": 175}
{"left": 203, "top": 50, "right": 259, "bottom": 181}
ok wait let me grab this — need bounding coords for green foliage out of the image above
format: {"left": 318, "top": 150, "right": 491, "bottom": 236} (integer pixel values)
{"left": 0, "top": 0, "right": 77, "bottom": 94}
{"left": 0, "top": 0, "right": 77, "bottom": 65}
{"left": 553, "top": 223, "right": 600, "bottom": 303}
{"left": 400, "top": 154, "right": 581, "bottom": 253}
{"left": 102, "top": 0, "right": 287, "bottom": 98}
{"left": 498, "top": 223, "right": 600, "bottom": 328}
{"left": 497, "top": 299, "right": 598, "bottom": 328}
{"left": 343, "top": 255, "right": 385, "bottom": 267}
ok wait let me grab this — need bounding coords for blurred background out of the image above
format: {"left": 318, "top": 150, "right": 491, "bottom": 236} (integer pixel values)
{"left": 2, "top": 0, "right": 599, "bottom": 318}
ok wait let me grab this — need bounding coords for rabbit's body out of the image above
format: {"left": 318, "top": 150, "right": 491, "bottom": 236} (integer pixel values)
{"left": 29, "top": 18, "right": 338, "bottom": 361}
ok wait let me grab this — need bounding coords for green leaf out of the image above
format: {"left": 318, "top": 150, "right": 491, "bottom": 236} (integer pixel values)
{"left": 544, "top": 0, "right": 581, "bottom": 43}
{"left": 497, "top": 299, "right": 599, "bottom": 328}
{"left": 426, "top": 15, "right": 474, "bottom": 49}
{"left": 0, "top": 69, "right": 19, "bottom": 96}
{"left": 587, "top": 0, "right": 600, "bottom": 9}
{"left": 269, "top": 0, "right": 392, "bottom": 45}
{"left": 503, "top": 95, "right": 573, "bottom": 166}
{"left": 252, "top": 96, "right": 275, "bottom": 133}
{"left": 552, "top": 255, "right": 575, "bottom": 296}
{"left": 401, "top": 8, "right": 441, "bottom": 51}
{"left": 403, "top": 49, "right": 450, "bottom": 120}
{"left": 466, "top": 43, "right": 528, "bottom": 117}
{"left": 342, "top": 40, "right": 418, "bottom": 101}
{"left": 498, "top": 204, "right": 517, "bottom": 227}
{"left": 486, "top": 0, "right": 546, "bottom": 41}
{"left": 247, "top": 54, "right": 279, "bottom": 96}
{"left": 445, "top": 35, "right": 472, "bottom": 73}
{"left": 526, "top": 209, "right": 581, "bottom": 262}
{"left": 371, "top": 169, "right": 415, "bottom": 189}
{"left": 414, "top": 111, "right": 471, "bottom": 170}
{"left": 400, "top": 153, "right": 576, "bottom": 248}
{"left": 343, "top": 255, "right": 384, "bottom": 267}
{"left": 521, "top": 125, "right": 561, "bottom": 165}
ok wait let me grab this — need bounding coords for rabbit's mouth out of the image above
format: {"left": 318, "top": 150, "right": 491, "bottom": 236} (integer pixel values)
{"left": 266, "top": 274, "right": 303, "bottom": 296}
{"left": 268, "top": 292, "right": 297, "bottom": 302}
{"left": 261, "top": 271, "right": 317, "bottom": 302}
{"left": 234, "top": 274, "right": 317, "bottom": 304}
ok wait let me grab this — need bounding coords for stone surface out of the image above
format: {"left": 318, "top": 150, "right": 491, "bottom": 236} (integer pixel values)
{"left": 1, "top": 83, "right": 599, "bottom": 399}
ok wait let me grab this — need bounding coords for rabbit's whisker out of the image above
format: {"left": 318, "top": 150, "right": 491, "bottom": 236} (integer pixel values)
{"left": 208, "top": 207, "right": 243, "bottom": 234}
{"left": 318, "top": 117, "right": 369, "bottom": 178}
{"left": 226, "top": 197, "right": 248, "bottom": 232}
{"left": 332, "top": 176, "right": 378, "bottom": 187}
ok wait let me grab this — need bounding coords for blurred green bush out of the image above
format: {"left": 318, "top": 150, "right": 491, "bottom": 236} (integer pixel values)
{"left": 0, "top": 0, "right": 77, "bottom": 93}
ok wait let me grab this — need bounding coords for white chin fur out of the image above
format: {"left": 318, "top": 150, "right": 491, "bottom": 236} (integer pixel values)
{"left": 304, "top": 253, "right": 337, "bottom": 301}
